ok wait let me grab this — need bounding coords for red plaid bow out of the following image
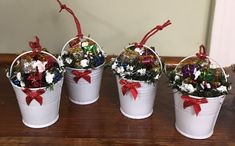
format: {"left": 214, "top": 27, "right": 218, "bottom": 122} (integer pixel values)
{"left": 119, "top": 79, "right": 141, "bottom": 100}
{"left": 22, "top": 88, "right": 45, "bottom": 106}
{"left": 72, "top": 70, "right": 91, "bottom": 83}
{"left": 181, "top": 95, "right": 208, "bottom": 116}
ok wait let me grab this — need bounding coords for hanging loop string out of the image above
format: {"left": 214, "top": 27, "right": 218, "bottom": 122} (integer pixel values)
{"left": 29, "top": 36, "right": 42, "bottom": 55}
{"left": 136, "top": 20, "right": 171, "bottom": 48}
{"left": 196, "top": 45, "right": 207, "bottom": 60}
{"left": 57, "top": 0, "right": 83, "bottom": 38}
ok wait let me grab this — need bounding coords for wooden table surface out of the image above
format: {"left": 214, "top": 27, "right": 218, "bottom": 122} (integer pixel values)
{"left": 0, "top": 67, "right": 234, "bottom": 146}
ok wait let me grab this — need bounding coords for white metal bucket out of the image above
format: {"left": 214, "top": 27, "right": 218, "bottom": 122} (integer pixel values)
{"left": 7, "top": 50, "right": 64, "bottom": 128}
{"left": 116, "top": 77, "right": 157, "bottom": 119}
{"left": 65, "top": 65, "right": 104, "bottom": 105}
{"left": 174, "top": 91, "right": 225, "bottom": 139}
{"left": 61, "top": 36, "right": 105, "bottom": 105}
{"left": 172, "top": 49, "right": 229, "bottom": 139}
{"left": 10, "top": 79, "right": 63, "bottom": 128}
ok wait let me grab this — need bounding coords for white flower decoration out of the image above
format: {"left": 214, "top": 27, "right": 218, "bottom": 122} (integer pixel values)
{"left": 137, "top": 68, "right": 146, "bottom": 75}
{"left": 174, "top": 75, "right": 180, "bottom": 80}
{"left": 116, "top": 66, "right": 125, "bottom": 74}
{"left": 80, "top": 59, "right": 89, "bottom": 67}
{"left": 134, "top": 48, "right": 144, "bottom": 55}
{"left": 125, "top": 72, "right": 131, "bottom": 75}
{"left": 33, "top": 60, "right": 47, "bottom": 73}
{"left": 194, "top": 70, "right": 201, "bottom": 80}
{"left": 112, "top": 62, "right": 117, "bottom": 70}
{"left": 20, "top": 81, "right": 25, "bottom": 87}
{"left": 16, "top": 72, "right": 21, "bottom": 81}
{"left": 23, "top": 62, "right": 31, "bottom": 69}
{"left": 154, "top": 74, "right": 160, "bottom": 80}
{"left": 179, "top": 83, "right": 196, "bottom": 93}
{"left": 65, "top": 58, "right": 73, "bottom": 64}
{"left": 82, "top": 41, "right": 89, "bottom": 47}
{"left": 216, "top": 86, "right": 228, "bottom": 92}
{"left": 206, "top": 83, "right": 211, "bottom": 89}
{"left": 126, "top": 65, "right": 134, "bottom": 71}
{"left": 45, "top": 71, "right": 55, "bottom": 84}
{"left": 57, "top": 56, "right": 64, "bottom": 67}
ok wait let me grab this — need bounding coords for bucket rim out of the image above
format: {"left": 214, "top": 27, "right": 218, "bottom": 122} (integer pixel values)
{"left": 173, "top": 90, "right": 226, "bottom": 99}
{"left": 65, "top": 61, "right": 105, "bottom": 71}
{"left": 116, "top": 75, "right": 157, "bottom": 84}
{"left": 9, "top": 77, "right": 64, "bottom": 90}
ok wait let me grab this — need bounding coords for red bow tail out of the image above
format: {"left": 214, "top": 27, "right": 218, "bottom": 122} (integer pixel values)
{"left": 29, "top": 36, "right": 42, "bottom": 56}
{"left": 72, "top": 70, "right": 91, "bottom": 83}
{"left": 119, "top": 79, "right": 141, "bottom": 100}
{"left": 181, "top": 95, "right": 208, "bottom": 116}
{"left": 22, "top": 88, "right": 45, "bottom": 106}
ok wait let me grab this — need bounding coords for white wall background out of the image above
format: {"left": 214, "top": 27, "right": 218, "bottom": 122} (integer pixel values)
{"left": 209, "top": 0, "right": 235, "bottom": 67}
{"left": 0, "top": 0, "right": 211, "bottom": 56}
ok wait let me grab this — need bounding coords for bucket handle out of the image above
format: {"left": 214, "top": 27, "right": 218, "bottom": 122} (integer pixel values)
{"left": 8, "top": 51, "right": 59, "bottom": 78}
{"left": 60, "top": 36, "right": 104, "bottom": 56}
{"left": 174, "top": 55, "right": 228, "bottom": 82}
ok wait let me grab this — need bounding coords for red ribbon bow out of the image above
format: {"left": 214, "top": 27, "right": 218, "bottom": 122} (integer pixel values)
{"left": 196, "top": 45, "right": 207, "bottom": 60}
{"left": 72, "top": 70, "right": 92, "bottom": 83}
{"left": 22, "top": 88, "right": 45, "bottom": 106}
{"left": 57, "top": 0, "right": 83, "bottom": 38}
{"left": 181, "top": 95, "right": 208, "bottom": 116}
{"left": 135, "top": 20, "right": 171, "bottom": 48}
{"left": 29, "top": 36, "right": 42, "bottom": 56}
{"left": 119, "top": 79, "right": 141, "bottom": 100}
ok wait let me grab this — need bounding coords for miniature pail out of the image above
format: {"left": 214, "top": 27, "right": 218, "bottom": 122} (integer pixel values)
{"left": 65, "top": 65, "right": 104, "bottom": 105}
{"left": 61, "top": 36, "right": 105, "bottom": 105}
{"left": 10, "top": 80, "right": 63, "bottom": 128}
{"left": 116, "top": 77, "right": 157, "bottom": 119}
{"left": 8, "top": 51, "right": 64, "bottom": 128}
{"left": 174, "top": 91, "right": 225, "bottom": 139}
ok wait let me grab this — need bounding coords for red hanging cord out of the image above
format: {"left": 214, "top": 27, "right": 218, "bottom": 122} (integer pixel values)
{"left": 136, "top": 20, "right": 171, "bottom": 48}
{"left": 29, "top": 36, "right": 42, "bottom": 54}
{"left": 57, "top": 0, "right": 83, "bottom": 38}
